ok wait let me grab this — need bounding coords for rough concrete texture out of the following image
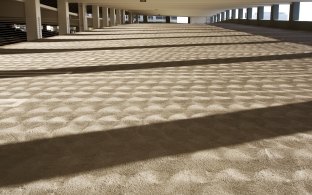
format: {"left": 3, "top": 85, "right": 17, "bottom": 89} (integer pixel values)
{"left": 0, "top": 23, "right": 312, "bottom": 194}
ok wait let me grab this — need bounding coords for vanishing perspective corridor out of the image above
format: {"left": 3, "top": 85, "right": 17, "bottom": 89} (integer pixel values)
{"left": 0, "top": 24, "right": 312, "bottom": 194}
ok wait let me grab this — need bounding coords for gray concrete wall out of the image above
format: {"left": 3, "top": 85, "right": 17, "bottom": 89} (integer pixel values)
{"left": 0, "top": 0, "right": 25, "bottom": 23}
{"left": 190, "top": 17, "right": 208, "bottom": 24}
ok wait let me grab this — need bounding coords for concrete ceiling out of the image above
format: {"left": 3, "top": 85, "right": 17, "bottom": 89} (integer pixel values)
{"left": 67, "top": 0, "right": 307, "bottom": 16}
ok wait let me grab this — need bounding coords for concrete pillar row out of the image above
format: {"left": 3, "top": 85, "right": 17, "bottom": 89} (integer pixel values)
{"left": 271, "top": 4, "right": 279, "bottom": 21}
{"left": 102, "top": 7, "right": 109, "bottom": 27}
{"left": 290, "top": 2, "right": 300, "bottom": 21}
{"left": 57, "top": 0, "right": 70, "bottom": 35}
{"left": 25, "top": 0, "right": 42, "bottom": 41}
{"left": 257, "top": 6, "right": 264, "bottom": 20}
{"left": 110, "top": 8, "right": 116, "bottom": 26}
{"left": 238, "top": 9, "right": 244, "bottom": 19}
{"left": 225, "top": 10, "right": 230, "bottom": 20}
{"left": 247, "top": 8, "right": 252, "bottom": 20}
{"left": 92, "top": 5, "right": 100, "bottom": 29}
{"left": 231, "top": 9, "right": 236, "bottom": 19}
{"left": 78, "top": 3, "right": 88, "bottom": 31}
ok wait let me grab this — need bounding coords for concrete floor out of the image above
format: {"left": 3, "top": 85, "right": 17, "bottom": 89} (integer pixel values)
{"left": 0, "top": 23, "right": 312, "bottom": 194}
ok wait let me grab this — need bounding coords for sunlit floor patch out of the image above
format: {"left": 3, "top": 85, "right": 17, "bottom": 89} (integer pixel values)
{"left": 0, "top": 23, "right": 311, "bottom": 194}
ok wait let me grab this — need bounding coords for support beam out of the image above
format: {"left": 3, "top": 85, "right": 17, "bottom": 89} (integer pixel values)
{"left": 271, "top": 4, "right": 279, "bottom": 21}
{"left": 110, "top": 8, "right": 116, "bottom": 26}
{"left": 226, "top": 10, "right": 230, "bottom": 20}
{"left": 143, "top": 15, "right": 147, "bottom": 23}
{"left": 116, "top": 9, "right": 121, "bottom": 24}
{"left": 25, "top": 0, "right": 42, "bottom": 41}
{"left": 129, "top": 12, "right": 133, "bottom": 24}
{"left": 257, "top": 6, "right": 264, "bottom": 20}
{"left": 121, "top": 10, "right": 125, "bottom": 24}
{"left": 102, "top": 7, "right": 109, "bottom": 27}
{"left": 221, "top": 12, "right": 225, "bottom": 21}
{"left": 290, "top": 2, "right": 300, "bottom": 21}
{"left": 57, "top": 0, "right": 70, "bottom": 35}
{"left": 78, "top": 3, "right": 87, "bottom": 31}
{"left": 238, "top": 9, "right": 244, "bottom": 19}
{"left": 247, "top": 8, "right": 252, "bottom": 20}
{"left": 92, "top": 5, "right": 100, "bottom": 29}
{"left": 117, "top": 10, "right": 122, "bottom": 24}
{"left": 231, "top": 9, "right": 236, "bottom": 19}
{"left": 143, "top": 15, "right": 148, "bottom": 23}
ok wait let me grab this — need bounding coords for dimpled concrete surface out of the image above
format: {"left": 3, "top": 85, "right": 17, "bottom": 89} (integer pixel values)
{"left": 0, "top": 24, "right": 312, "bottom": 194}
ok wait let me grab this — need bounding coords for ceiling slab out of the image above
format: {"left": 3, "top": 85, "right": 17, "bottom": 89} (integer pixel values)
{"left": 67, "top": 0, "right": 307, "bottom": 16}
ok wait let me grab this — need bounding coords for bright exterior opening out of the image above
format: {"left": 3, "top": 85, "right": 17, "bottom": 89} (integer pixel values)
{"left": 177, "top": 17, "right": 189, "bottom": 23}
{"left": 243, "top": 8, "right": 247, "bottom": 19}
{"left": 279, "top": 4, "right": 290, "bottom": 21}
{"left": 299, "top": 2, "right": 312, "bottom": 21}
{"left": 263, "top": 6, "right": 271, "bottom": 20}
{"left": 252, "top": 7, "right": 258, "bottom": 19}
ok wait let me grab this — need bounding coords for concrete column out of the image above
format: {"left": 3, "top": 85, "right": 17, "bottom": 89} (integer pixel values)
{"left": 225, "top": 10, "right": 230, "bottom": 20}
{"left": 116, "top": 9, "right": 121, "bottom": 24}
{"left": 78, "top": 3, "right": 88, "bottom": 31}
{"left": 217, "top": 14, "right": 220, "bottom": 22}
{"left": 92, "top": 5, "right": 100, "bottom": 29}
{"left": 25, "top": 0, "right": 42, "bottom": 41}
{"left": 129, "top": 12, "right": 133, "bottom": 24}
{"left": 231, "top": 9, "right": 236, "bottom": 19}
{"left": 271, "top": 4, "right": 279, "bottom": 21}
{"left": 188, "top": 17, "right": 191, "bottom": 24}
{"left": 121, "top": 10, "right": 125, "bottom": 24}
{"left": 238, "top": 9, "right": 244, "bottom": 19}
{"left": 143, "top": 15, "right": 148, "bottom": 23}
{"left": 221, "top": 12, "right": 225, "bottom": 21}
{"left": 110, "top": 8, "right": 116, "bottom": 26}
{"left": 57, "top": 0, "right": 70, "bottom": 35}
{"left": 290, "top": 2, "right": 300, "bottom": 21}
{"left": 102, "top": 7, "right": 109, "bottom": 27}
{"left": 247, "top": 8, "right": 252, "bottom": 20}
{"left": 257, "top": 6, "right": 264, "bottom": 20}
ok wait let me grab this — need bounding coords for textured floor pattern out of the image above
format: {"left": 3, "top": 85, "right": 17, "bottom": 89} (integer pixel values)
{"left": 0, "top": 24, "right": 312, "bottom": 194}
